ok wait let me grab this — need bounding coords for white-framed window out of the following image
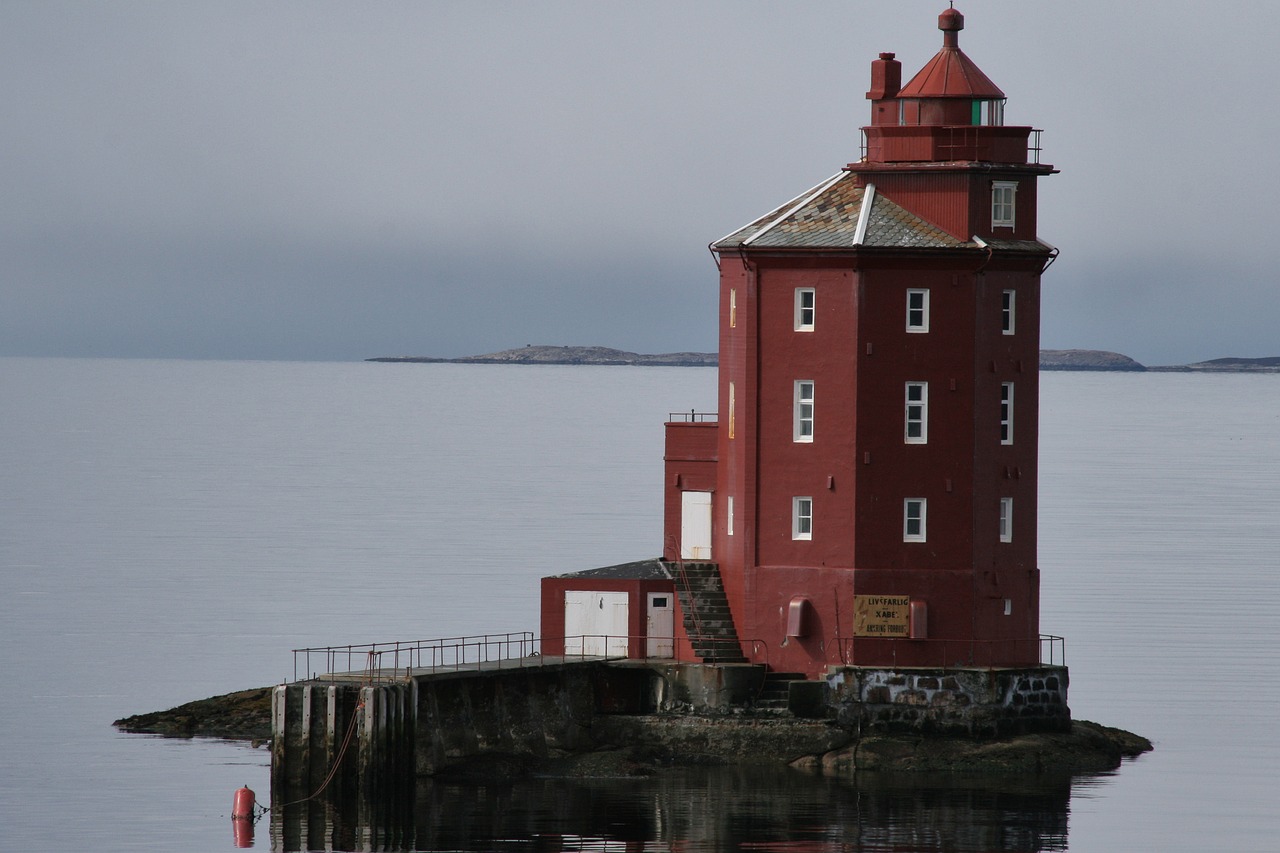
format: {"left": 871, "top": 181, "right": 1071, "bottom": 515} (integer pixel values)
{"left": 795, "top": 288, "right": 815, "bottom": 331}
{"left": 794, "top": 380, "right": 814, "bottom": 442}
{"left": 730, "top": 288, "right": 737, "bottom": 328}
{"left": 793, "top": 496, "right": 813, "bottom": 540}
{"left": 992, "top": 181, "right": 1017, "bottom": 228}
{"left": 904, "top": 382, "right": 928, "bottom": 444}
{"left": 1002, "top": 290, "right": 1015, "bottom": 335}
{"left": 903, "top": 498, "right": 927, "bottom": 542}
{"left": 1000, "top": 383, "right": 1014, "bottom": 445}
{"left": 727, "top": 495, "right": 734, "bottom": 537}
{"left": 999, "top": 497, "right": 1013, "bottom": 542}
{"left": 906, "top": 288, "right": 929, "bottom": 332}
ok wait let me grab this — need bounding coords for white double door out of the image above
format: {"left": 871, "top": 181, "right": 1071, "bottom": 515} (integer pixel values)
{"left": 564, "top": 591, "right": 628, "bottom": 657}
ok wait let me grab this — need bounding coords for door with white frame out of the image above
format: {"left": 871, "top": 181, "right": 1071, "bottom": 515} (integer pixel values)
{"left": 680, "top": 490, "right": 713, "bottom": 560}
{"left": 646, "top": 592, "right": 675, "bottom": 658}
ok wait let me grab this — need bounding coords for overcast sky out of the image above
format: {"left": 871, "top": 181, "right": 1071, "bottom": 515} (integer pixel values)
{"left": 2, "top": 1, "right": 1276, "bottom": 365}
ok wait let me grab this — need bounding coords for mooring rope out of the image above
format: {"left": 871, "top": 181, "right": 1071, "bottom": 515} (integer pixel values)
{"left": 255, "top": 652, "right": 379, "bottom": 819}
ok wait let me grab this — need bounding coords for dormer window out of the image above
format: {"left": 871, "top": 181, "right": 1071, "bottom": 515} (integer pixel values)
{"left": 992, "top": 181, "right": 1017, "bottom": 228}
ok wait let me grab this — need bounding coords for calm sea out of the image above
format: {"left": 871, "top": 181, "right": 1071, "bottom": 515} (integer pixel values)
{"left": 1, "top": 358, "right": 1276, "bottom": 851}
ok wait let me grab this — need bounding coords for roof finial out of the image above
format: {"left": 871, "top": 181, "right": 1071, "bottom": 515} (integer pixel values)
{"left": 939, "top": 5, "right": 964, "bottom": 49}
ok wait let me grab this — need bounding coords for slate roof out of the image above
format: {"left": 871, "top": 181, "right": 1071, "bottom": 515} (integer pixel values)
{"left": 547, "top": 558, "right": 672, "bottom": 581}
{"left": 979, "top": 237, "right": 1057, "bottom": 254}
{"left": 713, "top": 171, "right": 967, "bottom": 252}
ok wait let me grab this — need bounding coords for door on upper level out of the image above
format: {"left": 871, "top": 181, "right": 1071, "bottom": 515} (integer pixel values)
{"left": 680, "top": 491, "right": 712, "bottom": 560}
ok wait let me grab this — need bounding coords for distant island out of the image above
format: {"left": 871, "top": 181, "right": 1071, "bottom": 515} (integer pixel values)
{"left": 369, "top": 346, "right": 1280, "bottom": 373}
{"left": 1039, "top": 350, "right": 1280, "bottom": 372}
{"left": 368, "top": 345, "right": 716, "bottom": 367}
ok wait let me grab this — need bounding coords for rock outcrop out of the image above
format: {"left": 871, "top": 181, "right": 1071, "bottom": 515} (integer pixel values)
{"left": 114, "top": 686, "right": 1151, "bottom": 775}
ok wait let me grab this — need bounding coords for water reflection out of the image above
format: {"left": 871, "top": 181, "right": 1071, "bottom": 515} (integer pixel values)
{"left": 271, "top": 766, "right": 1077, "bottom": 852}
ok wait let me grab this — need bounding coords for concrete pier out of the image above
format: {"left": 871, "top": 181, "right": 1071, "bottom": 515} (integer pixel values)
{"left": 271, "top": 658, "right": 656, "bottom": 805}
{"left": 272, "top": 659, "right": 1071, "bottom": 804}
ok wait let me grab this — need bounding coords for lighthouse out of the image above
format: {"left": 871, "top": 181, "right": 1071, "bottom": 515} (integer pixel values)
{"left": 662, "top": 6, "right": 1058, "bottom": 679}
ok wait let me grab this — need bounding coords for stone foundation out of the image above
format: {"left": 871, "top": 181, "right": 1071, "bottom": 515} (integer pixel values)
{"left": 826, "top": 665, "right": 1070, "bottom": 737}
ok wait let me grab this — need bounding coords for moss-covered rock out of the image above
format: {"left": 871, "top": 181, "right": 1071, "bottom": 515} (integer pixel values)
{"left": 113, "top": 686, "right": 273, "bottom": 742}
{"left": 808, "top": 720, "right": 1151, "bottom": 775}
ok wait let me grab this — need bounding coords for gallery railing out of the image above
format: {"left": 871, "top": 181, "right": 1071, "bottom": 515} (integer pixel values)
{"left": 666, "top": 411, "right": 717, "bottom": 423}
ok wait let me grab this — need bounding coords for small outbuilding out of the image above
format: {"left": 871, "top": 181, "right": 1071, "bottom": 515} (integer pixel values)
{"left": 540, "top": 560, "right": 678, "bottom": 660}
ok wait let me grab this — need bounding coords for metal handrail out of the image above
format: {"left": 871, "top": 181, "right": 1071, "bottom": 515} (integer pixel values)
{"left": 858, "top": 126, "right": 1046, "bottom": 165}
{"left": 666, "top": 411, "right": 717, "bottom": 423}
{"left": 825, "top": 633, "right": 1066, "bottom": 670}
{"left": 291, "top": 632, "right": 768, "bottom": 683}
{"left": 292, "top": 632, "right": 535, "bottom": 682}
{"left": 293, "top": 631, "right": 1062, "bottom": 683}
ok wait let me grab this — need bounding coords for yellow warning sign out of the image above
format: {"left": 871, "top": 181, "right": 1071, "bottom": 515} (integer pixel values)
{"left": 853, "top": 595, "right": 910, "bottom": 637}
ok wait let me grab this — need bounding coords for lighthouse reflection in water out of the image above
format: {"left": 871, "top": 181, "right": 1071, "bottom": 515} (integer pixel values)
{"left": 272, "top": 765, "right": 1073, "bottom": 852}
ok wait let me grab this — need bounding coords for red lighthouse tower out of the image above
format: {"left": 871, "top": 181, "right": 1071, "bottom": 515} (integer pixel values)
{"left": 662, "top": 7, "right": 1057, "bottom": 679}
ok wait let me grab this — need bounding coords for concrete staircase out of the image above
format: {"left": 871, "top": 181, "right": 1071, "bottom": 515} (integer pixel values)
{"left": 663, "top": 561, "right": 748, "bottom": 664}
{"left": 752, "top": 671, "right": 808, "bottom": 713}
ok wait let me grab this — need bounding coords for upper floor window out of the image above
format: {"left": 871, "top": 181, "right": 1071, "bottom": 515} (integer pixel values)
{"left": 794, "top": 381, "right": 814, "bottom": 442}
{"left": 795, "top": 288, "right": 815, "bottom": 331}
{"left": 1000, "top": 383, "right": 1014, "bottom": 445}
{"left": 906, "top": 289, "right": 929, "bottom": 333}
{"left": 992, "top": 181, "right": 1017, "bottom": 228}
{"left": 905, "top": 382, "right": 928, "bottom": 444}
{"left": 793, "top": 496, "right": 813, "bottom": 540}
{"left": 727, "top": 495, "right": 734, "bottom": 537}
{"left": 1002, "top": 290, "right": 1015, "bottom": 335}
{"left": 903, "top": 498, "right": 927, "bottom": 542}
{"left": 999, "top": 497, "right": 1013, "bottom": 542}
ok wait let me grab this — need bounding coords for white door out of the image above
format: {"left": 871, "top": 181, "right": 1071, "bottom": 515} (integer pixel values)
{"left": 564, "top": 591, "right": 629, "bottom": 657}
{"left": 680, "top": 491, "right": 713, "bottom": 560}
{"left": 646, "top": 593, "right": 674, "bottom": 658}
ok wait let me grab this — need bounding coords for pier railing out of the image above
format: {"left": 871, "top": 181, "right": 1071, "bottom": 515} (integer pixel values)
{"left": 293, "top": 632, "right": 1065, "bottom": 683}
{"left": 292, "top": 632, "right": 537, "bottom": 682}
{"left": 291, "top": 633, "right": 746, "bottom": 683}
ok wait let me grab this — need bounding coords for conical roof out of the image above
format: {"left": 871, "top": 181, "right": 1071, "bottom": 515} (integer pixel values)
{"left": 897, "top": 7, "right": 1005, "bottom": 99}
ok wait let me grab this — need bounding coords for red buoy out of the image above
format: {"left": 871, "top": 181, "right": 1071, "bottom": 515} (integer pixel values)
{"left": 232, "top": 786, "right": 255, "bottom": 819}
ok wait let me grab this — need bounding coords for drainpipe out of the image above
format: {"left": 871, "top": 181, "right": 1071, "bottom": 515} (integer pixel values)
{"left": 971, "top": 234, "right": 994, "bottom": 274}
{"left": 1037, "top": 238, "right": 1060, "bottom": 274}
